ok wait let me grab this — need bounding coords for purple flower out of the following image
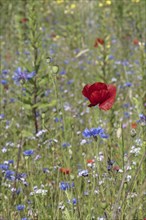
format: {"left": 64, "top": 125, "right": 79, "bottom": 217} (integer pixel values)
{"left": 124, "top": 82, "right": 132, "bottom": 87}
{"left": 8, "top": 160, "right": 14, "bottom": 164}
{"left": 0, "top": 164, "right": 9, "bottom": 170}
{"left": 82, "top": 127, "right": 108, "bottom": 139}
{"left": 0, "top": 114, "right": 5, "bottom": 119}
{"left": 10, "top": 98, "right": 15, "bottom": 103}
{"left": 67, "top": 79, "right": 74, "bottom": 85}
{"left": 23, "top": 150, "right": 34, "bottom": 156}
{"left": 72, "top": 198, "right": 77, "bottom": 205}
{"left": 16, "top": 173, "right": 27, "bottom": 180}
{"left": 122, "top": 60, "right": 129, "bottom": 66}
{"left": 13, "top": 67, "right": 35, "bottom": 84}
{"left": 2, "top": 69, "right": 9, "bottom": 74}
{"left": 5, "top": 170, "right": 15, "bottom": 181}
{"left": 59, "top": 182, "right": 74, "bottom": 190}
{"left": 16, "top": 204, "right": 25, "bottom": 211}
{"left": 138, "top": 114, "right": 146, "bottom": 126}
{"left": 68, "top": 198, "right": 77, "bottom": 205}
{"left": 59, "top": 69, "right": 66, "bottom": 75}
{"left": 62, "top": 143, "right": 70, "bottom": 148}
{"left": 1, "top": 79, "right": 8, "bottom": 85}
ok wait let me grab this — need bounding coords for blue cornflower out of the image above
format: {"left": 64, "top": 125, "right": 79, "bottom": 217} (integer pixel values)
{"left": 0, "top": 164, "right": 9, "bottom": 170}
{"left": 16, "top": 173, "right": 27, "bottom": 180}
{"left": 99, "top": 132, "right": 109, "bottom": 139}
{"left": 59, "top": 69, "right": 66, "bottom": 75}
{"left": 1, "top": 79, "right": 8, "bottom": 85}
{"left": 16, "top": 188, "right": 22, "bottom": 195}
{"left": 123, "top": 103, "right": 130, "bottom": 108}
{"left": 10, "top": 98, "right": 15, "bottom": 103}
{"left": 124, "top": 82, "right": 132, "bottom": 87}
{"left": 5, "top": 170, "right": 15, "bottom": 181}
{"left": 68, "top": 198, "right": 77, "bottom": 205}
{"left": 2, "top": 69, "right": 9, "bottom": 74}
{"left": 16, "top": 204, "right": 25, "bottom": 211}
{"left": 21, "top": 218, "right": 28, "bottom": 220}
{"left": 64, "top": 60, "right": 69, "bottom": 64}
{"left": 62, "top": 143, "right": 70, "bottom": 148}
{"left": 23, "top": 150, "right": 34, "bottom": 156}
{"left": 67, "top": 79, "right": 74, "bottom": 84}
{"left": 8, "top": 160, "right": 14, "bottom": 164}
{"left": 108, "top": 55, "right": 114, "bottom": 60}
{"left": 82, "top": 127, "right": 108, "bottom": 139}
{"left": 72, "top": 198, "right": 77, "bottom": 205}
{"left": 124, "top": 112, "right": 130, "bottom": 118}
{"left": 13, "top": 67, "right": 35, "bottom": 83}
{"left": 139, "top": 114, "right": 146, "bottom": 121}
{"left": 138, "top": 114, "right": 146, "bottom": 126}
{"left": 0, "top": 114, "right": 5, "bottom": 119}
{"left": 54, "top": 117, "right": 62, "bottom": 123}
{"left": 122, "top": 60, "right": 129, "bottom": 66}
{"left": 59, "top": 182, "right": 74, "bottom": 190}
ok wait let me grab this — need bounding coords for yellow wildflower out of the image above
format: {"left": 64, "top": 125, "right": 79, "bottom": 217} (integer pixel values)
{"left": 99, "top": 3, "right": 103, "bottom": 7}
{"left": 106, "top": 0, "right": 112, "bottom": 5}
{"left": 131, "top": 0, "right": 140, "bottom": 2}
{"left": 70, "top": 4, "right": 76, "bottom": 9}
{"left": 56, "top": 0, "right": 64, "bottom": 4}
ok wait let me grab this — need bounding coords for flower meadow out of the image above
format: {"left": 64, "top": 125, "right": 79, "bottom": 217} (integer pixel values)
{"left": 0, "top": 0, "right": 146, "bottom": 220}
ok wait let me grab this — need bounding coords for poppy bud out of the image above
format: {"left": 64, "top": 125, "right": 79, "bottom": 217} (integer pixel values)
{"left": 130, "top": 129, "right": 136, "bottom": 137}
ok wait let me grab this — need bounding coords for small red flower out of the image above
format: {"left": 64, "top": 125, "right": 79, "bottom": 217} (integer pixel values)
{"left": 87, "top": 159, "right": 95, "bottom": 164}
{"left": 59, "top": 168, "right": 71, "bottom": 175}
{"left": 133, "top": 39, "right": 139, "bottom": 45}
{"left": 131, "top": 122, "right": 137, "bottom": 129}
{"left": 82, "top": 82, "right": 116, "bottom": 111}
{"left": 20, "top": 18, "right": 28, "bottom": 23}
{"left": 94, "top": 38, "right": 104, "bottom": 48}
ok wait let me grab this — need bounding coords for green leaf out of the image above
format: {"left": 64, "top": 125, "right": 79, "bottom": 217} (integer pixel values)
{"left": 21, "top": 130, "right": 33, "bottom": 138}
{"left": 22, "top": 103, "right": 32, "bottom": 110}
{"left": 33, "top": 100, "right": 57, "bottom": 109}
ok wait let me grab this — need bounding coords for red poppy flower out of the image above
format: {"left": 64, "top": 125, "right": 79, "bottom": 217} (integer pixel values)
{"left": 82, "top": 82, "right": 116, "bottom": 111}
{"left": 133, "top": 39, "right": 139, "bottom": 45}
{"left": 59, "top": 168, "right": 71, "bottom": 174}
{"left": 87, "top": 159, "right": 95, "bottom": 164}
{"left": 94, "top": 38, "right": 104, "bottom": 48}
{"left": 131, "top": 122, "right": 137, "bottom": 129}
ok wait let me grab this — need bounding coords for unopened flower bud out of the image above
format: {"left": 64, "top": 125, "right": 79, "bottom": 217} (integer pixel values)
{"left": 130, "top": 129, "right": 136, "bottom": 137}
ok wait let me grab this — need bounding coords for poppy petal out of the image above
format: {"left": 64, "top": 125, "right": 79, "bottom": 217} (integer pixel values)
{"left": 89, "top": 90, "right": 109, "bottom": 105}
{"left": 82, "top": 84, "right": 91, "bottom": 98}
{"left": 99, "top": 85, "right": 116, "bottom": 110}
{"left": 88, "top": 82, "right": 107, "bottom": 95}
{"left": 107, "top": 84, "right": 117, "bottom": 97}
